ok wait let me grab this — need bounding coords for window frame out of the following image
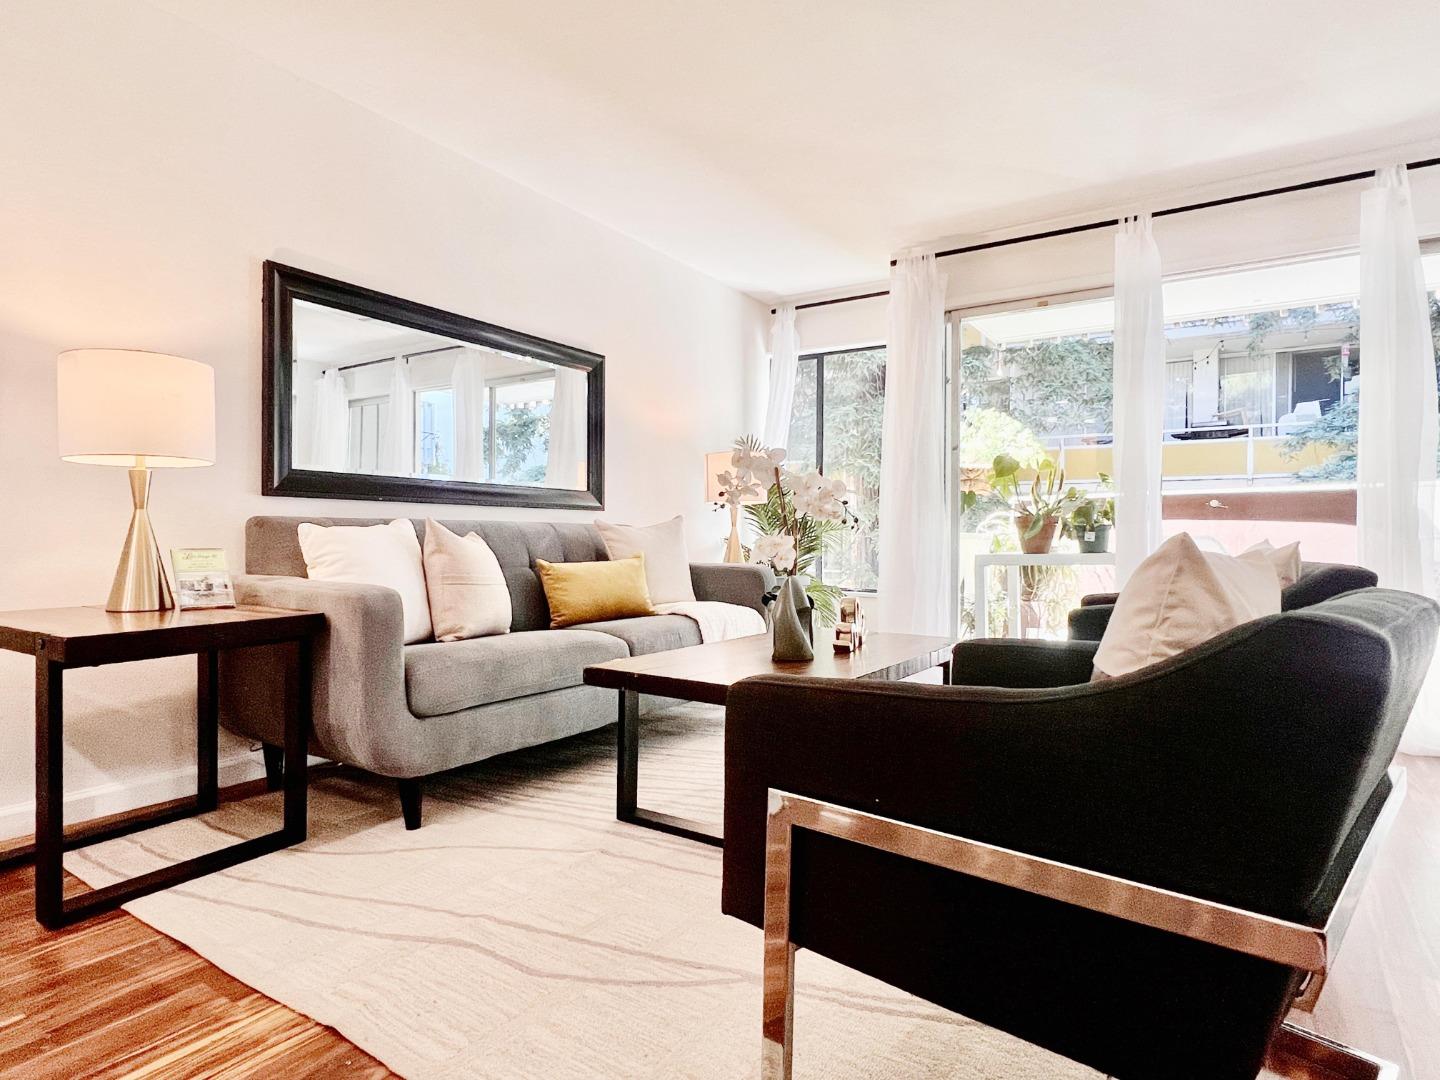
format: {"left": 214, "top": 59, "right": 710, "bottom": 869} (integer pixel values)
{"left": 791, "top": 344, "right": 886, "bottom": 593}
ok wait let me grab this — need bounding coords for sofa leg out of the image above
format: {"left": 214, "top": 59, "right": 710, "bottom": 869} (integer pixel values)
{"left": 261, "top": 744, "right": 284, "bottom": 792}
{"left": 398, "top": 778, "right": 423, "bottom": 830}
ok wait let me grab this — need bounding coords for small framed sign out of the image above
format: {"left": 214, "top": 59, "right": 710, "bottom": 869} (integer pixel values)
{"left": 171, "top": 548, "right": 236, "bottom": 610}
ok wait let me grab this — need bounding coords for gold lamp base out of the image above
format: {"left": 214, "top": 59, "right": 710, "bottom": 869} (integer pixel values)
{"left": 107, "top": 468, "right": 174, "bottom": 613}
{"left": 724, "top": 502, "right": 745, "bottom": 563}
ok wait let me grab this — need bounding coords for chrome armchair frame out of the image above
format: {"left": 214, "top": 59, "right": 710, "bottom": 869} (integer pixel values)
{"left": 761, "top": 769, "right": 1406, "bottom": 1079}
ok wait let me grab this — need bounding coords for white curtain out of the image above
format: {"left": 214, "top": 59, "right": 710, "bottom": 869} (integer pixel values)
{"left": 545, "top": 365, "right": 588, "bottom": 489}
{"left": 877, "top": 252, "right": 952, "bottom": 636}
{"left": 452, "top": 349, "right": 487, "bottom": 482}
{"left": 761, "top": 304, "right": 799, "bottom": 450}
{"left": 1111, "top": 214, "right": 1166, "bottom": 586}
{"left": 1358, "top": 165, "right": 1440, "bottom": 756}
{"left": 380, "top": 358, "right": 413, "bottom": 476}
{"left": 308, "top": 369, "right": 350, "bottom": 472}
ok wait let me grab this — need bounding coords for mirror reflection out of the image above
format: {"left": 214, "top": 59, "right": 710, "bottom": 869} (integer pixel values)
{"left": 289, "top": 299, "right": 590, "bottom": 490}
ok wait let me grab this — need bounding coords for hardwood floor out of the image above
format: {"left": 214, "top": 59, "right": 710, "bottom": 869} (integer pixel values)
{"left": 0, "top": 864, "right": 394, "bottom": 1078}
{"left": 0, "top": 757, "right": 1435, "bottom": 1078}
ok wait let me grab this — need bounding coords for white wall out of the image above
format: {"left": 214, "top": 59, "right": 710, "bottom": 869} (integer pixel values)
{"left": 0, "top": 1, "right": 766, "bottom": 839}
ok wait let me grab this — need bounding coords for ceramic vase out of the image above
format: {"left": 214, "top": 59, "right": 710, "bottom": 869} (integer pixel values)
{"left": 771, "top": 575, "right": 815, "bottom": 662}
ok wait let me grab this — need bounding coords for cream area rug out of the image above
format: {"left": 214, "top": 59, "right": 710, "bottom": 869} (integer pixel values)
{"left": 66, "top": 704, "right": 1102, "bottom": 1079}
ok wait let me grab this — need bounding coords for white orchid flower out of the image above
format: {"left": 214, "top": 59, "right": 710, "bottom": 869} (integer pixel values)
{"left": 750, "top": 533, "right": 797, "bottom": 573}
{"left": 734, "top": 444, "right": 787, "bottom": 486}
{"left": 715, "top": 470, "right": 761, "bottom": 508}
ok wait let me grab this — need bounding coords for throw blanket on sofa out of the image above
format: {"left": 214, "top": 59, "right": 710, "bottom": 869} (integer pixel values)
{"left": 655, "top": 601, "right": 766, "bottom": 644}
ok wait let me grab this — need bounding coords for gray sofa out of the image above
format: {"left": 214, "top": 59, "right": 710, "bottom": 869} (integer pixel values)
{"left": 219, "top": 515, "right": 774, "bottom": 828}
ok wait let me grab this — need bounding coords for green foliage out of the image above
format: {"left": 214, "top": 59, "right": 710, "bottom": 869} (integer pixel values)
{"left": 960, "top": 337, "right": 1113, "bottom": 437}
{"left": 1280, "top": 297, "right": 1439, "bottom": 481}
{"left": 785, "top": 349, "right": 884, "bottom": 592}
{"left": 742, "top": 482, "right": 847, "bottom": 625}
{"left": 493, "top": 403, "right": 549, "bottom": 484}
{"left": 1064, "top": 472, "right": 1114, "bottom": 535}
{"left": 957, "top": 407, "right": 1049, "bottom": 469}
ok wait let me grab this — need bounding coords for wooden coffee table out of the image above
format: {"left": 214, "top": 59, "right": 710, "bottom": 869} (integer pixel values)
{"left": 583, "top": 632, "right": 954, "bottom": 846}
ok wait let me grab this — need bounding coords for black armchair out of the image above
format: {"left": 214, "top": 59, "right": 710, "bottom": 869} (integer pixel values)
{"left": 722, "top": 589, "right": 1435, "bottom": 1079}
{"left": 1069, "top": 559, "right": 1379, "bottom": 640}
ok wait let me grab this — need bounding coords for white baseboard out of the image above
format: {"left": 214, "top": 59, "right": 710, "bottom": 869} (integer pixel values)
{"left": 0, "top": 750, "right": 268, "bottom": 842}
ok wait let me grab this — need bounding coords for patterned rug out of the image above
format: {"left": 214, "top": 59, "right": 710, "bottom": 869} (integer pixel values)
{"left": 66, "top": 704, "right": 1103, "bottom": 1079}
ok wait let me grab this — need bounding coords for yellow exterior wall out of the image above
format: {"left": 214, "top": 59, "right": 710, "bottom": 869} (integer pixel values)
{"left": 1022, "top": 437, "right": 1335, "bottom": 483}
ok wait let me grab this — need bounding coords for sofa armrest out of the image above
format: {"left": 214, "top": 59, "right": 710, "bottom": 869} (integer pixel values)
{"left": 221, "top": 575, "right": 411, "bottom": 768}
{"left": 951, "top": 638, "right": 1098, "bottom": 687}
{"left": 690, "top": 562, "right": 775, "bottom": 617}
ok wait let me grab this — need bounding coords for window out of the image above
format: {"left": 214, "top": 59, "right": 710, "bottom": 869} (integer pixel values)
{"left": 786, "top": 347, "right": 885, "bottom": 592}
{"left": 416, "top": 387, "right": 458, "bottom": 478}
{"left": 953, "top": 299, "right": 1117, "bottom": 638}
{"left": 490, "top": 376, "right": 553, "bottom": 485}
{"left": 345, "top": 395, "right": 389, "bottom": 473}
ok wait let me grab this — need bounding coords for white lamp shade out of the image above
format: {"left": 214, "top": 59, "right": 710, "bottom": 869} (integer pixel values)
{"left": 58, "top": 349, "right": 216, "bottom": 468}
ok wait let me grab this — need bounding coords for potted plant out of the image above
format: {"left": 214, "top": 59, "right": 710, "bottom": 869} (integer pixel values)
{"left": 1064, "top": 476, "right": 1115, "bottom": 553}
{"left": 720, "top": 437, "right": 858, "bottom": 660}
{"left": 989, "top": 454, "right": 1081, "bottom": 554}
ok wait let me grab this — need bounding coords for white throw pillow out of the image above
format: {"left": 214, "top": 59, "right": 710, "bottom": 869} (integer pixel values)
{"left": 1243, "top": 539, "right": 1303, "bottom": 589}
{"left": 298, "top": 519, "right": 433, "bottom": 644}
{"left": 422, "top": 520, "right": 512, "bottom": 641}
{"left": 595, "top": 516, "right": 696, "bottom": 604}
{"left": 1093, "top": 532, "right": 1281, "bottom": 679}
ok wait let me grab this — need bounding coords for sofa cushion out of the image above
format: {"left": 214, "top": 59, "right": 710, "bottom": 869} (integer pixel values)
{"left": 404, "top": 629, "right": 627, "bottom": 718}
{"left": 571, "top": 614, "right": 703, "bottom": 656}
{"left": 245, "top": 517, "right": 611, "bottom": 633}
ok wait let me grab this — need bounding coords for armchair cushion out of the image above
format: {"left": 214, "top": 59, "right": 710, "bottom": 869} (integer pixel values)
{"left": 1092, "top": 533, "right": 1279, "bottom": 678}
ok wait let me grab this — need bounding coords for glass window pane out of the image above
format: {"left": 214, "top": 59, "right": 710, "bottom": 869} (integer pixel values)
{"left": 957, "top": 300, "right": 1117, "bottom": 638}
{"left": 416, "top": 388, "right": 456, "bottom": 478}
{"left": 1158, "top": 255, "right": 1363, "bottom": 563}
{"left": 819, "top": 349, "right": 885, "bottom": 592}
{"left": 492, "top": 377, "right": 553, "bottom": 485}
{"left": 785, "top": 357, "right": 817, "bottom": 471}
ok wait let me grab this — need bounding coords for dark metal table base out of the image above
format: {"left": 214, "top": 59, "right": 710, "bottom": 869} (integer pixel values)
{"left": 615, "top": 689, "right": 724, "bottom": 847}
{"left": 33, "top": 641, "right": 312, "bottom": 929}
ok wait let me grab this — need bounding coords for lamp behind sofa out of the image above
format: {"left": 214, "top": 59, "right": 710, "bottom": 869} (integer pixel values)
{"left": 220, "top": 516, "right": 773, "bottom": 828}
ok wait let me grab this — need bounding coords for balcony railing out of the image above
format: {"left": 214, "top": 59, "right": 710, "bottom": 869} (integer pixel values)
{"left": 1040, "top": 425, "right": 1336, "bottom": 486}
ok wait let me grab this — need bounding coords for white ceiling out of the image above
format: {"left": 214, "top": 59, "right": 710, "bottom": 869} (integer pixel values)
{"left": 152, "top": 0, "right": 1440, "bottom": 301}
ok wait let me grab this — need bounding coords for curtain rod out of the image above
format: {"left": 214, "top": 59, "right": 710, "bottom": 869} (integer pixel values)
{"left": 324, "top": 343, "right": 464, "bottom": 374}
{"left": 770, "top": 155, "right": 1440, "bottom": 315}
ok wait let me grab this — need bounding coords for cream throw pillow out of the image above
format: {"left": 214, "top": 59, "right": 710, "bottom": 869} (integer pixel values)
{"left": 1243, "top": 539, "right": 1303, "bottom": 588}
{"left": 422, "top": 520, "right": 512, "bottom": 641}
{"left": 1093, "top": 532, "right": 1281, "bottom": 679}
{"left": 595, "top": 516, "right": 696, "bottom": 604}
{"left": 298, "top": 519, "right": 433, "bottom": 644}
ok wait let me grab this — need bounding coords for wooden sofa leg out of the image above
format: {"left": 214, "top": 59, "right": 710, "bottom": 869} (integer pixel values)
{"left": 398, "top": 778, "right": 423, "bottom": 830}
{"left": 261, "top": 744, "right": 284, "bottom": 792}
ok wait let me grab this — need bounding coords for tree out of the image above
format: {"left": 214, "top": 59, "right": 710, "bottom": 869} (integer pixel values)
{"left": 960, "top": 337, "right": 1113, "bottom": 437}
{"left": 1281, "top": 296, "right": 1440, "bottom": 481}
{"left": 494, "top": 403, "right": 549, "bottom": 484}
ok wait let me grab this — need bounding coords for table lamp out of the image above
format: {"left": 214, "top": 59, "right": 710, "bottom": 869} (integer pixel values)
{"left": 704, "top": 449, "right": 764, "bottom": 563}
{"left": 57, "top": 349, "right": 216, "bottom": 612}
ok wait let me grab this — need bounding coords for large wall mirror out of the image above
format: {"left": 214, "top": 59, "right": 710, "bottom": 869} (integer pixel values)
{"left": 263, "top": 261, "right": 604, "bottom": 510}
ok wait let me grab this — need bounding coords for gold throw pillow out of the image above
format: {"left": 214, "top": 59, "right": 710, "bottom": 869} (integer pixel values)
{"left": 536, "top": 555, "right": 656, "bottom": 628}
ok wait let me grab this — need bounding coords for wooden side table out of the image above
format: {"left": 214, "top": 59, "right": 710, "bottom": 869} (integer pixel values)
{"left": 0, "top": 605, "right": 324, "bottom": 929}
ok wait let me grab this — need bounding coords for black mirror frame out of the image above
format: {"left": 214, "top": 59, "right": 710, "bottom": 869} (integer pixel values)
{"left": 262, "top": 261, "right": 604, "bottom": 511}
